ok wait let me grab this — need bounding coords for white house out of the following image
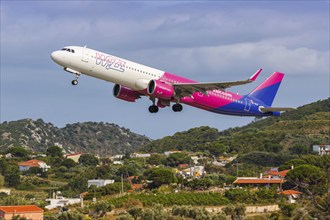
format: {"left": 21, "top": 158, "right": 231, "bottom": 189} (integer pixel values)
{"left": 45, "top": 196, "right": 82, "bottom": 210}
{"left": 18, "top": 160, "right": 51, "bottom": 172}
{"left": 87, "top": 179, "right": 115, "bottom": 188}
{"left": 131, "top": 153, "right": 151, "bottom": 158}
{"left": 313, "top": 145, "right": 330, "bottom": 155}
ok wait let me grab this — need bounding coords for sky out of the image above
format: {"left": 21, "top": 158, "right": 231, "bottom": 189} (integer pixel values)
{"left": 1, "top": 1, "right": 329, "bottom": 140}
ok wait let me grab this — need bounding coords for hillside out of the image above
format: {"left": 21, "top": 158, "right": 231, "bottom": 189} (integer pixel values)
{"left": 0, "top": 119, "right": 151, "bottom": 154}
{"left": 141, "top": 98, "right": 330, "bottom": 153}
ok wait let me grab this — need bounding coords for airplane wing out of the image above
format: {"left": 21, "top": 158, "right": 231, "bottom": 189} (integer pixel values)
{"left": 259, "top": 107, "right": 295, "bottom": 113}
{"left": 173, "top": 69, "right": 262, "bottom": 97}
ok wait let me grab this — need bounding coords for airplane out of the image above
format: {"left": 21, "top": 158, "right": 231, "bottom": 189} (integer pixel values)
{"left": 51, "top": 46, "right": 293, "bottom": 116}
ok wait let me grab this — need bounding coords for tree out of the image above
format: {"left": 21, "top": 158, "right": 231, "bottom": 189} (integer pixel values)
{"left": 289, "top": 144, "right": 311, "bottom": 155}
{"left": 46, "top": 146, "right": 63, "bottom": 158}
{"left": 164, "top": 152, "right": 192, "bottom": 167}
{"left": 223, "top": 204, "right": 246, "bottom": 220}
{"left": 78, "top": 154, "right": 99, "bottom": 166}
{"left": 147, "top": 154, "right": 165, "bottom": 166}
{"left": 279, "top": 203, "right": 297, "bottom": 218}
{"left": 186, "top": 178, "right": 213, "bottom": 190}
{"left": 205, "top": 142, "right": 229, "bottom": 157}
{"left": 61, "top": 158, "right": 76, "bottom": 169}
{"left": 285, "top": 164, "right": 327, "bottom": 195}
{"left": 0, "top": 174, "right": 4, "bottom": 187}
{"left": 128, "top": 206, "right": 142, "bottom": 220}
{"left": 146, "top": 167, "right": 177, "bottom": 188}
{"left": 6, "top": 146, "right": 29, "bottom": 159}
{"left": 90, "top": 201, "right": 113, "bottom": 218}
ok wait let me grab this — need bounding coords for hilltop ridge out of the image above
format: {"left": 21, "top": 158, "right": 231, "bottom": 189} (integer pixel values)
{"left": 0, "top": 119, "right": 151, "bottom": 154}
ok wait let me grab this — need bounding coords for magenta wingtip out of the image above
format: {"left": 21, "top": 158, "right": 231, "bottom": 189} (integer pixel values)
{"left": 250, "top": 68, "right": 262, "bottom": 81}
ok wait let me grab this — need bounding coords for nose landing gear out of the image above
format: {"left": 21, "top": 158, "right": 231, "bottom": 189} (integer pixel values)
{"left": 72, "top": 79, "right": 78, "bottom": 85}
{"left": 71, "top": 73, "right": 80, "bottom": 86}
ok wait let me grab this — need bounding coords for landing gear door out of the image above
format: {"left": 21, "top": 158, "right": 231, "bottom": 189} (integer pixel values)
{"left": 82, "top": 47, "right": 89, "bottom": 63}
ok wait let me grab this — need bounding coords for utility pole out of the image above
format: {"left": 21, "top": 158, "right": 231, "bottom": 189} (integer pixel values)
{"left": 121, "top": 174, "right": 124, "bottom": 195}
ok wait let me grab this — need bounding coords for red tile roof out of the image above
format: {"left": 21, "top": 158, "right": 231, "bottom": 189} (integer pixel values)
{"left": 65, "top": 153, "right": 83, "bottom": 157}
{"left": 0, "top": 205, "right": 43, "bottom": 213}
{"left": 178, "top": 164, "right": 189, "bottom": 169}
{"left": 267, "top": 170, "right": 289, "bottom": 177}
{"left": 18, "top": 159, "right": 45, "bottom": 167}
{"left": 132, "top": 184, "right": 144, "bottom": 190}
{"left": 278, "top": 190, "right": 302, "bottom": 195}
{"left": 234, "top": 178, "right": 284, "bottom": 184}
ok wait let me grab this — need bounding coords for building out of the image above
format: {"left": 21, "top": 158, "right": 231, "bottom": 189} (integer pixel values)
{"left": 265, "top": 168, "right": 289, "bottom": 179}
{"left": 313, "top": 145, "right": 330, "bottom": 155}
{"left": 113, "top": 161, "right": 123, "bottom": 165}
{"left": 164, "top": 150, "right": 181, "bottom": 156}
{"left": 131, "top": 153, "right": 151, "bottom": 158}
{"left": 233, "top": 177, "right": 284, "bottom": 187}
{"left": 45, "top": 196, "right": 82, "bottom": 210}
{"left": 0, "top": 205, "right": 43, "bottom": 220}
{"left": 0, "top": 188, "right": 11, "bottom": 195}
{"left": 87, "top": 179, "right": 115, "bottom": 188}
{"left": 278, "top": 190, "right": 303, "bottom": 203}
{"left": 65, "top": 153, "right": 83, "bottom": 163}
{"left": 18, "top": 159, "right": 50, "bottom": 172}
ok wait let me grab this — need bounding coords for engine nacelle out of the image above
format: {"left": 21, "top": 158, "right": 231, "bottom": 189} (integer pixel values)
{"left": 147, "top": 80, "right": 174, "bottom": 100}
{"left": 113, "top": 84, "right": 140, "bottom": 102}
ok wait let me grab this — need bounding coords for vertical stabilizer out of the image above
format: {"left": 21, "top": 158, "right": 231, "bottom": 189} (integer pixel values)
{"left": 248, "top": 72, "right": 284, "bottom": 106}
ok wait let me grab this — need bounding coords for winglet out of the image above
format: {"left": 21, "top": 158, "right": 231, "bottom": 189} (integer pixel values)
{"left": 249, "top": 68, "right": 262, "bottom": 81}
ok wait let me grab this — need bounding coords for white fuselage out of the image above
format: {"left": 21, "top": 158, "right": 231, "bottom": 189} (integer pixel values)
{"left": 51, "top": 46, "right": 164, "bottom": 91}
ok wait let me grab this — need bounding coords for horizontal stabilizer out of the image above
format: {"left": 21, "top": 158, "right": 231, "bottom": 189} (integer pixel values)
{"left": 259, "top": 107, "right": 295, "bottom": 113}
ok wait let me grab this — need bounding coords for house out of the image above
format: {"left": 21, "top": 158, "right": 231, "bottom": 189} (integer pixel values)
{"left": 0, "top": 205, "right": 43, "bottom": 220}
{"left": 131, "top": 153, "right": 151, "bottom": 158}
{"left": 179, "top": 166, "right": 205, "bottom": 178}
{"left": 0, "top": 188, "right": 11, "bottom": 195}
{"left": 164, "top": 150, "right": 181, "bottom": 156}
{"left": 265, "top": 168, "right": 289, "bottom": 179}
{"left": 110, "top": 155, "right": 124, "bottom": 160}
{"left": 178, "top": 164, "right": 189, "bottom": 170}
{"left": 278, "top": 190, "right": 303, "bottom": 203}
{"left": 113, "top": 161, "right": 123, "bottom": 165}
{"left": 45, "top": 196, "right": 82, "bottom": 210}
{"left": 87, "top": 179, "right": 115, "bottom": 188}
{"left": 18, "top": 159, "right": 50, "bottom": 172}
{"left": 65, "top": 153, "right": 83, "bottom": 163}
{"left": 233, "top": 177, "right": 284, "bottom": 187}
{"left": 313, "top": 145, "right": 330, "bottom": 155}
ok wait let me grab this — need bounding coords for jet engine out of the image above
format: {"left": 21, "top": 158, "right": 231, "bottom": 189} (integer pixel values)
{"left": 113, "top": 84, "right": 140, "bottom": 102}
{"left": 147, "top": 80, "right": 175, "bottom": 100}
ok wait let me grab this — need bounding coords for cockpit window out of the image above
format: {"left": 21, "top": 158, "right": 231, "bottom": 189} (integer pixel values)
{"left": 61, "top": 48, "right": 75, "bottom": 53}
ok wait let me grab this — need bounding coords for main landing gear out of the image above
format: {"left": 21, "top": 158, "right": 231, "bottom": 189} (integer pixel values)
{"left": 148, "top": 98, "right": 159, "bottom": 113}
{"left": 148, "top": 105, "right": 159, "bottom": 113}
{"left": 148, "top": 99, "right": 183, "bottom": 113}
{"left": 172, "top": 103, "right": 183, "bottom": 112}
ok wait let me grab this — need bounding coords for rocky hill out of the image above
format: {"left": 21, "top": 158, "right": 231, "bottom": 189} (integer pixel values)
{"left": 141, "top": 98, "right": 330, "bottom": 153}
{"left": 0, "top": 119, "right": 151, "bottom": 155}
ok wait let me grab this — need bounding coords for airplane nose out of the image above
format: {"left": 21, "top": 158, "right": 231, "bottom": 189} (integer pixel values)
{"left": 51, "top": 51, "right": 60, "bottom": 62}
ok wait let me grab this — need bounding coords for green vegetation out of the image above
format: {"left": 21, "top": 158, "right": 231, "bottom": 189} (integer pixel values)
{"left": 141, "top": 98, "right": 330, "bottom": 154}
{"left": 0, "top": 98, "right": 329, "bottom": 219}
